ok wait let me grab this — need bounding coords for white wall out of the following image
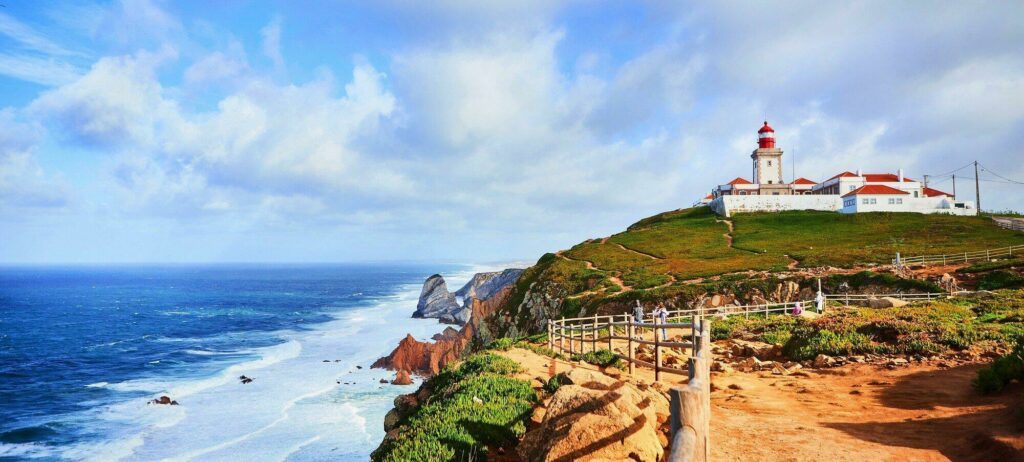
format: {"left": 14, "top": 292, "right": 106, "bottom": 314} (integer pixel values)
{"left": 710, "top": 195, "right": 843, "bottom": 217}
{"left": 841, "top": 195, "right": 977, "bottom": 216}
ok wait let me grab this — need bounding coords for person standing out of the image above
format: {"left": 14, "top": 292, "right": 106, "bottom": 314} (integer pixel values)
{"left": 632, "top": 301, "right": 645, "bottom": 339}
{"left": 653, "top": 303, "right": 669, "bottom": 339}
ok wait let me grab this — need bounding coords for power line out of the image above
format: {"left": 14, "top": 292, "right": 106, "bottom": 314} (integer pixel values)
{"left": 978, "top": 163, "right": 1024, "bottom": 185}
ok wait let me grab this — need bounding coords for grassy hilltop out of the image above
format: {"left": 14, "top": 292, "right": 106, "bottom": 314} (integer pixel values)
{"left": 492, "top": 208, "right": 1024, "bottom": 336}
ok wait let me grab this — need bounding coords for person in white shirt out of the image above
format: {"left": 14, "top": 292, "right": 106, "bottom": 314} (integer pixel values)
{"left": 652, "top": 304, "right": 669, "bottom": 339}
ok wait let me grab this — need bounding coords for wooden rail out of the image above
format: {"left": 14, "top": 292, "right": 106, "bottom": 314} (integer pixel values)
{"left": 894, "top": 244, "right": 1024, "bottom": 266}
{"left": 668, "top": 318, "right": 711, "bottom": 462}
{"left": 994, "top": 217, "right": 1024, "bottom": 232}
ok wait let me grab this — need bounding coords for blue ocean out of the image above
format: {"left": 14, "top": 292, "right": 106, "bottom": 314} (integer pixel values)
{"left": 0, "top": 264, "right": 484, "bottom": 461}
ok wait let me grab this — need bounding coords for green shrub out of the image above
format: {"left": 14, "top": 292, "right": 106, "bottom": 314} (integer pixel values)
{"left": 570, "top": 349, "right": 622, "bottom": 369}
{"left": 488, "top": 337, "right": 517, "bottom": 351}
{"left": 979, "top": 271, "right": 1024, "bottom": 291}
{"left": 372, "top": 353, "right": 537, "bottom": 462}
{"left": 544, "top": 373, "right": 569, "bottom": 394}
{"left": 784, "top": 328, "right": 877, "bottom": 360}
{"left": 974, "top": 336, "right": 1024, "bottom": 395}
{"left": 956, "top": 258, "right": 1024, "bottom": 274}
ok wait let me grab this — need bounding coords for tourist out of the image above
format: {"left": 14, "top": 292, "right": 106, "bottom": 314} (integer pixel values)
{"left": 632, "top": 301, "right": 645, "bottom": 339}
{"left": 815, "top": 291, "right": 826, "bottom": 313}
{"left": 792, "top": 301, "right": 803, "bottom": 316}
{"left": 653, "top": 304, "right": 669, "bottom": 339}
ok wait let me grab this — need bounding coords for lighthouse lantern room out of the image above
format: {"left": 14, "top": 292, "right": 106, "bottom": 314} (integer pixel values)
{"left": 751, "top": 121, "right": 785, "bottom": 187}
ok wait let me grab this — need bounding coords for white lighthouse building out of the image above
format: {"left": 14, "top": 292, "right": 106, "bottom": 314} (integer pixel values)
{"left": 703, "top": 121, "right": 977, "bottom": 217}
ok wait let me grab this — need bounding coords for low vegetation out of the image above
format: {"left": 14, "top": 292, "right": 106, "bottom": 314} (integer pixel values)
{"left": 956, "top": 258, "right": 1024, "bottom": 274}
{"left": 714, "top": 291, "right": 1024, "bottom": 361}
{"left": 570, "top": 349, "right": 622, "bottom": 369}
{"left": 974, "top": 336, "right": 1024, "bottom": 394}
{"left": 371, "top": 353, "right": 538, "bottom": 462}
{"left": 978, "top": 271, "right": 1024, "bottom": 291}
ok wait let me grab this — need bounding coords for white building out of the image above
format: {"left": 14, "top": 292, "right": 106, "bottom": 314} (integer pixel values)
{"left": 706, "top": 122, "right": 977, "bottom": 217}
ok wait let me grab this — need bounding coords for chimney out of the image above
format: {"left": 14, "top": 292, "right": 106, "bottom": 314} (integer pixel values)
{"left": 856, "top": 168, "right": 862, "bottom": 177}
{"left": 898, "top": 168, "right": 904, "bottom": 182}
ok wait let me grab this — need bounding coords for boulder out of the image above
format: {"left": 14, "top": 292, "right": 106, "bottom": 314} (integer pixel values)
{"left": 813, "top": 354, "right": 836, "bottom": 368}
{"left": 391, "top": 370, "right": 413, "bottom": 385}
{"left": 518, "top": 368, "right": 669, "bottom": 462}
{"left": 867, "top": 297, "right": 909, "bottom": 309}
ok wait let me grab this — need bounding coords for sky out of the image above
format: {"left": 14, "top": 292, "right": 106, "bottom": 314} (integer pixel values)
{"left": 1, "top": 1, "right": 1022, "bottom": 264}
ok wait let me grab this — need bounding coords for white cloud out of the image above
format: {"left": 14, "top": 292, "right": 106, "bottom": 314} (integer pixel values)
{"left": 260, "top": 17, "right": 284, "bottom": 70}
{"left": 0, "top": 53, "right": 82, "bottom": 86}
{"left": 0, "top": 12, "right": 79, "bottom": 56}
{"left": 0, "top": 110, "right": 69, "bottom": 210}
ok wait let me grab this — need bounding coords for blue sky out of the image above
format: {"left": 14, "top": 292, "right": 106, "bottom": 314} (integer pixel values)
{"left": 1, "top": 1, "right": 1023, "bottom": 264}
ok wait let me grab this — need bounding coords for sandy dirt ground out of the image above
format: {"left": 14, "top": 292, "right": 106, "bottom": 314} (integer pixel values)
{"left": 498, "top": 347, "right": 1024, "bottom": 462}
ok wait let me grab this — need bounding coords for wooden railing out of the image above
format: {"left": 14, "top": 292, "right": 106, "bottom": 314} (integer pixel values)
{"left": 994, "top": 217, "right": 1024, "bottom": 232}
{"left": 894, "top": 244, "right": 1024, "bottom": 266}
{"left": 668, "top": 318, "right": 711, "bottom": 462}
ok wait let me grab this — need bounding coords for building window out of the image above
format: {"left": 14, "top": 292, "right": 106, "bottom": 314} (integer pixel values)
{"left": 888, "top": 198, "right": 895, "bottom": 205}
{"left": 896, "top": 198, "right": 903, "bottom": 204}
{"left": 914, "top": 191, "right": 919, "bottom": 197}
{"left": 862, "top": 198, "right": 869, "bottom": 205}
{"left": 870, "top": 198, "right": 877, "bottom": 205}
{"left": 768, "top": 160, "right": 772, "bottom": 167}
{"left": 849, "top": 186, "right": 856, "bottom": 191}
{"left": 768, "top": 180, "right": 773, "bottom": 184}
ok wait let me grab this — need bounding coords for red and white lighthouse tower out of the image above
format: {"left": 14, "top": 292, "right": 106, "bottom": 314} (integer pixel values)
{"left": 751, "top": 121, "right": 784, "bottom": 187}
{"left": 758, "top": 121, "right": 775, "bottom": 149}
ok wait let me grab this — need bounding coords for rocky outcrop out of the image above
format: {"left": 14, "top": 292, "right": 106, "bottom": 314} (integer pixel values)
{"left": 413, "top": 269, "right": 523, "bottom": 325}
{"left": 373, "top": 286, "right": 514, "bottom": 376}
{"left": 413, "top": 275, "right": 463, "bottom": 323}
{"left": 518, "top": 368, "right": 670, "bottom": 462}
{"left": 456, "top": 269, "right": 524, "bottom": 304}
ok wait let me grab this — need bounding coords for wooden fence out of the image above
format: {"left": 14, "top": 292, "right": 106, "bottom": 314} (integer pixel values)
{"left": 668, "top": 318, "right": 711, "bottom": 462}
{"left": 547, "top": 300, "right": 817, "bottom": 380}
{"left": 994, "top": 217, "right": 1024, "bottom": 232}
{"left": 894, "top": 244, "right": 1024, "bottom": 266}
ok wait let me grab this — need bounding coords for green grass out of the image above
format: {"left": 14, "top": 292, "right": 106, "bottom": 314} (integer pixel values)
{"left": 974, "top": 336, "right": 1024, "bottom": 394}
{"left": 715, "top": 291, "right": 1024, "bottom": 361}
{"left": 957, "top": 258, "right": 1024, "bottom": 274}
{"left": 570, "top": 349, "right": 622, "bottom": 369}
{"left": 978, "top": 271, "right": 1024, "bottom": 291}
{"left": 371, "top": 353, "right": 538, "bottom": 462}
{"left": 733, "top": 211, "right": 1024, "bottom": 267}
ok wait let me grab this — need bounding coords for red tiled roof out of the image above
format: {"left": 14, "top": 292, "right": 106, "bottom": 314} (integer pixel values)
{"left": 827, "top": 171, "right": 857, "bottom": 181}
{"left": 792, "top": 177, "right": 817, "bottom": 185}
{"left": 863, "top": 173, "right": 914, "bottom": 183}
{"left": 841, "top": 184, "right": 910, "bottom": 198}
{"left": 727, "top": 177, "right": 753, "bottom": 185}
{"left": 923, "top": 187, "right": 952, "bottom": 197}
{"left": 704, "top": 194, "right": 713, "bottom": 200}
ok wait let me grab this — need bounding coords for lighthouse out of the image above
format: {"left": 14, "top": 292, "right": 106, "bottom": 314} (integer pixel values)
{"left": 752, "top": 121, "right": 785, "bottom": 189}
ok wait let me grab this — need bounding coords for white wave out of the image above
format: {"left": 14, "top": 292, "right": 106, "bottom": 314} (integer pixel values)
{"left": 86, "top": 381, "right": 109, "bottom": 388}
{"left": 65, "top": 263, "right": 518, "bottom": 462}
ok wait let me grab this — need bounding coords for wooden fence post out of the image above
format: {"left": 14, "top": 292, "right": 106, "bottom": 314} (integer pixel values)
{"left": 569, "top": 323, "right": 575, "bottom": 356}
{"left": 602, "top": 317, "right": 610, "bottom": 350}
{"left": 628, "top": 320, "right": 635, "bottom": 375}
{"left": 560, "top": 317, "right": 565, "bottom": 354}
{"left": 654, "top": 321, "right": 661, "bottom": 382}
{"left": 548, "top": 320, "right": 553, "bottom": 351}
{"left": 593, "top": 314, "right": 599, "bottom": 353}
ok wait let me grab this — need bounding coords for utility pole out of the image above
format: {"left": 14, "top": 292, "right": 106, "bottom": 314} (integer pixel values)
{"left": 974, "top": 161, "right": 981, "bottom": 213}
{"left": 952, "top": 174, "right": 956, "bottom": 199}
{"left": 923, "top": 175, "right": 929, "bottom": 190}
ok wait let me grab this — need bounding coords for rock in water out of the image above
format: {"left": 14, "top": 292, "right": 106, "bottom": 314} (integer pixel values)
{"left": 412, "top": 275, "right": 462, "bottom": 322}
{"left": 391, "top": 370, "right": 413, "bottom": 385}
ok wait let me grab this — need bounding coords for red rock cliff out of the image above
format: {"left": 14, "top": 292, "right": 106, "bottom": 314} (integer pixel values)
{"left": 372, "top": 286, "right": 512, "bottom": 375}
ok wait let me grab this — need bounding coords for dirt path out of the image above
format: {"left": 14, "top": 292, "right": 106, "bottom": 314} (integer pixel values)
{"left": 716, "top": 219, "right": 736, "bottom": 248}
{"left": 614, "top": 242, "right": 665, "bottom": 260}
{"left": 784, "top": 254, "right": 800, "bottom": 269}
{"left": 501, "top": 346, "right": 1024, "bottom": 461}
{"left": 555, "top": 251, "right": 633, "bottom": 292}
{"left": 712, "top": 362, "right": 1024, "bottom": 461}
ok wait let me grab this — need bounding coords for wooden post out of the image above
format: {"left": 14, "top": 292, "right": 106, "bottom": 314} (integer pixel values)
{"left": 628, "top": 320, "right": 635, "bottom": 375}
{"left": 593, "top": 314, "right": 599, "bottom": 353}
{"left": 654, "top": 320, "right": 661, "bottom": 382}
{"left": 607, "top": 316, "right": 614, "bottom": 351}
{"left": 569, "top": 323, "right": 575, "bottom": 355}
{"left": 548, "top": 320, "right": 553, "bottom": 351}
{"left": 560, "top": 317, "right": 565, "bottom": 354}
